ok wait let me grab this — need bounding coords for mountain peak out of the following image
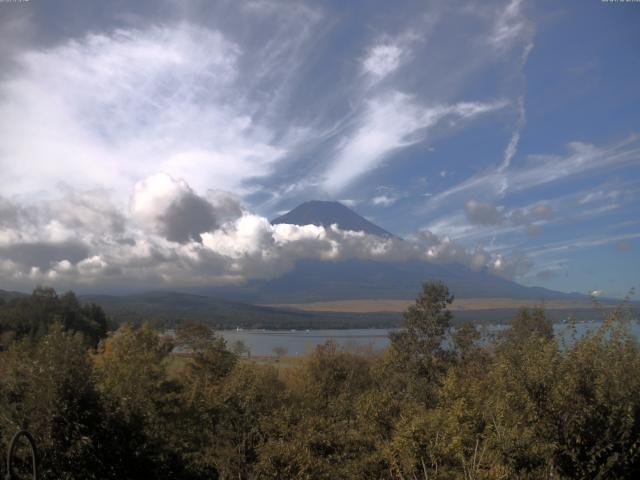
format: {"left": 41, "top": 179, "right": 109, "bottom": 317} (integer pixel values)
{"left": 271, "top": 200, "right": 393, "bottom": 238}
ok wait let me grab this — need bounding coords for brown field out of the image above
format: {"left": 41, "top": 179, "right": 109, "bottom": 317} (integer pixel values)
{"left": 263, "top": 297, "right": 609, "bottom": 314}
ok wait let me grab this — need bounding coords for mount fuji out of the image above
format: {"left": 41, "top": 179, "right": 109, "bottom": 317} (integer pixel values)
{"left": 202, "top": 201, "right": 582, "bottom": 304}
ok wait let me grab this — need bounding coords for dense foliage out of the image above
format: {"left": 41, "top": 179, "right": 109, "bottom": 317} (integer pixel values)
{"left": 0, "top": 287, "right": 108, "bottom": 348}
{"left": 1, "top": 282, "right": 639, "bottom": 479}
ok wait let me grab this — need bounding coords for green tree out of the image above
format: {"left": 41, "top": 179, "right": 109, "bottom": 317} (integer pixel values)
{"left": 257, "top": 341, "right": 379, "bottom": 479}
{"left": 0, "top": 287, "right": 108, "bottom": 348}
{"left": 546, "top": 308, "right": 640, "bottom": 478}
{"left": 175, "top": 321, "right": 216, "bottom": 352}
{"left": 272, "top": 345, "right": 287, "bottom": 362}
{"left": 231, "top": 339, "right": 250, "bottom": 357}
{"left": 184, "top": 334, "right": 238, "bottom": 401}
{"left": 0, "top": 324, "right": 105, "bottom": 479}
{"left": 203, "top": 363, "right": 284, "bottom": 479}
{"left": 452, "top": 321, "right": 481, "bottom": 361}
{"left": 385, "top": 281, "right": 454, "bottom": 403}
{"left": 93, "top": 323, "right": 189, "bottom": 479}
{"left": 502, "top": 306, "right": 553, "bottom": 346}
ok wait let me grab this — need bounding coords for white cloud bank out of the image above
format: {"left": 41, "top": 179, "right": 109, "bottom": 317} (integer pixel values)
{"left": 0, "top": 174, "right": 532, "bottom": 290}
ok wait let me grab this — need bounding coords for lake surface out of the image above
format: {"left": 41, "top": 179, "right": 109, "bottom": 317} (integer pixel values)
{"left": 218, "top": 321, "right": 640, "bottom": 357}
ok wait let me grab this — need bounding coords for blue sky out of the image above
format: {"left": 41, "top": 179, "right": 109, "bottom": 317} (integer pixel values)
{"left": 0, "top": 0, "right": 638, "bottom": 297}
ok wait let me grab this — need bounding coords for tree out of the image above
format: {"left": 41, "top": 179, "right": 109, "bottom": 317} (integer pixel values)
{"left": 546, "top": 308, "right": 640, "bottom": 478}
{"left": 502, "top": 306, "right": 553, "bottom": 346}
{"left": 175, "top": 321, "right": 216, "bottom": 352}
{"left": 0, "top": 287, "right": 108, "bottom": 348}
{"left": 257, "top": 341, "right": 379, "bottom": 479}
{"left": 0, "top": 324, "right": 106, "bottom": 479}
{"left": 208, "top": 363, "right": 284, "bottom": 478}
{"left": 93, "top": 323, "right": 189, "bottom": 479}
{"left": 232, "top": 339, "right": 250, "bottom": 358}
{"left": 272, "top": 345, "right": 287, "bottom": 362}
{"left": 386, "top": 281, "right": 454, "bottom": 403}
{"left": 452, "top": 321, "right": 481, "bottom": 360}
{"left": 391, "top": 280, "right": 454, "bottom": 356}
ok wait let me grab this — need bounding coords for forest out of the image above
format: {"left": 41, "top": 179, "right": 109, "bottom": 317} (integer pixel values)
{"left": 1, "top": 282, "right": 639, "bottom": 479}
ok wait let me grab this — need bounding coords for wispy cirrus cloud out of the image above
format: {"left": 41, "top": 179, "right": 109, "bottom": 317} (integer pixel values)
{"left": 322, "top": 93, "right": 507, "bottom": 193}
{"left": 422, "top": 135, "right": 640, "bottom": 216}
{"left": 362, "top": 43, "right": 404, "bottom": 79}
{"left": 525, "top": 232, "right": 640, "bottom": 258}
{"left": 488, "top": 0, "right": 532, "bottom": 53}
{"left": 0, "top": 20, "right": 321, "bottom": 202}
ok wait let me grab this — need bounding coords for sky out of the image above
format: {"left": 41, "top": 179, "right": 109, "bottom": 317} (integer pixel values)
{"left": 0, "top": 0, "right": 638, "bottom": 297}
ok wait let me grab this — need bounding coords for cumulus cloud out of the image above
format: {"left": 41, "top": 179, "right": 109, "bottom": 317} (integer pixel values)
{"left": 417, "top": 230, "right": 470, "bottom": 266}
{"left": 0, "top": 197, "right": 29, "bottom": 229}
{"left": 432, "top": 196, "right": 555, "bottom": 241}
{"left": 490, "top": 252, "right": 532, "bottom": 279}
{"left": 0, "top": 176, "right": 536, "bottom": 289}
{"left": 412, "top": 229, "right": 531, "bottom": 279}
{"left": 464, "top": 200, "right": 504, "bottom": 226}
{"left": 131, "top": 173, "right": 241, "bottom": 244}
{"left": 51, "top": 189, "right": 127, "bottom": 235}
{"left": 0, "top": 241, "right": 90, "bottom": 272}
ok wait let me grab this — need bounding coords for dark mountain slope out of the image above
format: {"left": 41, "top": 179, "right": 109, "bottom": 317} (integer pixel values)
{"left": 203, "top": 259, "right": 582, "bottom": 303}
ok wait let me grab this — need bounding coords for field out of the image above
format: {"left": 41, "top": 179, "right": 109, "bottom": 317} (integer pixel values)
{"left": 264, "top": 297, "right": 616, "bottom": 313}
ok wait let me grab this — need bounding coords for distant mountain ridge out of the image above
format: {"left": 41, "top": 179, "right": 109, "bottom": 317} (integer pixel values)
{"left": 0, "top": 289, "right": 27, "bottom": 302}
{"left": 272, "top": 200, "right": 394, "bottom": 238}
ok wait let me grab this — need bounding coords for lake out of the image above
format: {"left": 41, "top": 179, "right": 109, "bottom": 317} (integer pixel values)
{"left": 217, "top": 320, "right": 640, "bottom": 356}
